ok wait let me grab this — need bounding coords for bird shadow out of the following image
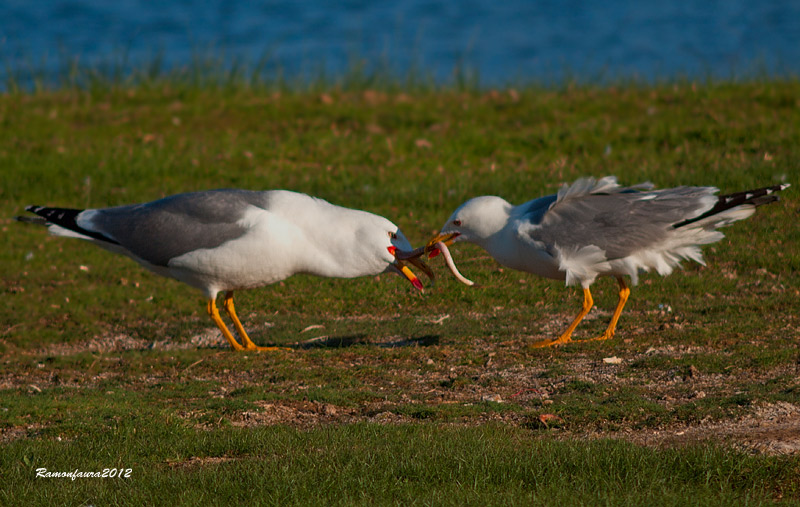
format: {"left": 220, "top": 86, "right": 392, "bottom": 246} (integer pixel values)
{"left": 289, "top": 334, "right": 440, "bottom": 350}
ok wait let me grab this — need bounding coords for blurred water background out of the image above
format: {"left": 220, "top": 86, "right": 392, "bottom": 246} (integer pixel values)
{"left": 2, "top": 0, "right": 799, "bottom": 89}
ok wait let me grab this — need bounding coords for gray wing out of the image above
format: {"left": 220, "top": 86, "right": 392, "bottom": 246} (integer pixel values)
{"left": 84, "top": 189, "right": 274, "bottom": 266}
{"left": 515, "top": 194, "right": 559, "bottom": 225}
{"left": 522, "top": 185, "right": 718, "bottom": 260}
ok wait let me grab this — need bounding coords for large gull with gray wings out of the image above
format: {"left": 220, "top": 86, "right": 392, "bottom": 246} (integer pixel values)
{"left": 19, "top": 189, "right": 432, "bottom": 351}
{"left": 425, "top": 176, "right": 789, "bottom": 347}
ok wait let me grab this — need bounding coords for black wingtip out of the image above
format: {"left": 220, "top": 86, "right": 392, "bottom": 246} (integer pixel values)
{"left": 674, "top": 182, "right": 790, "bottom": 228}
{"left": 15, "top": 215, "right": 48, "bottom": 225}
{"left": 22, "top": 205, "right": 120, "bottom": 245}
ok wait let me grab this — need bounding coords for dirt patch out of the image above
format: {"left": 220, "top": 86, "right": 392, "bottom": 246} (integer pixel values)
{"left": 166, "top": 455, "right": 236, "bottom": 469}
{"left": 0, "top": 423, "right": 48, "bottom": 443}
{"left": 172, "top": 396, "right": 800, "bottom": 455}
{"left": 4, "top": 321, "right": 799, "bottom": 455}
{"left": 233, "top": 400, "right": 347, "bottom": 427}
{"left": 177, "top": 399, "right": 419, "bottom": 431}
{"left": 25, "top": 330, "right": 229, "bottom": 357}
{"left": 596, "top": 402, "right": 800, "bottom": 455}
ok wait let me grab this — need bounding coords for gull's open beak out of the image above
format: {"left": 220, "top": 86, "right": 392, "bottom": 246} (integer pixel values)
{"left": 424, "top": 232, "right": 459, "bottom": 258}
{"left": 388, "top": 246, "right": 435, "bottom": 291}
{"left": 392, "top": 260, "right": 424, "bottom": 291}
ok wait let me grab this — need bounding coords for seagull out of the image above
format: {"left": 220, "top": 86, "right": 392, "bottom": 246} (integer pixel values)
{"left": 18, "top": 189, "right": 432, "bottom": 351}
{"left": 424, "top": 176, "right": 789, "bottom": 347}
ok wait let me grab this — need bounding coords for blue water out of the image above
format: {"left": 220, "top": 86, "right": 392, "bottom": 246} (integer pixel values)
{"left": 2, "top": 0, "right": 799, "bottom": 87}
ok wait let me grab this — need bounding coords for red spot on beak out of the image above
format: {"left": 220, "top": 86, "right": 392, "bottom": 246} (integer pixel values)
{"left": 411, "top": 278, "right": 424, "bottom": 291}
{"left": 387, "top": 246, "right": 397, "bottom": 255}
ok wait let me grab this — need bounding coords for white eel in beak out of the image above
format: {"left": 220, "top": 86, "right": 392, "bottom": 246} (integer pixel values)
{"left": 424, "top": 232, "right": 476, "bottom": 287}
{"left": 433, "top": 241, "right": 475, "bottom": 286}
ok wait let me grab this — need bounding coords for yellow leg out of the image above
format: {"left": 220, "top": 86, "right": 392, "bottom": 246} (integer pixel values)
{"left": 222, "top": 292, "right": 290, "bottom": 352}
{"left": 531, "top": 288, "right": 594, "bottom": 348}
{"left": 586, "top": 276, "right": 630, "bottom": 342}
{"left": 207, "top": 298, "right": 245, "bottom": 351}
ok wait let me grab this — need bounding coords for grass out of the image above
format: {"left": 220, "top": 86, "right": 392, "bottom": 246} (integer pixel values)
{"left": 3, "top": 424, "right": 798, "bottom": 505}
{"left": 1, "top": 75, "right": 799, "bottom": 503}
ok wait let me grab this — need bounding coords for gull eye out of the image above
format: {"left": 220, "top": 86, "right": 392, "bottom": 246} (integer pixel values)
{"left": 452, "top": 219, "right": 462, "bottom": 227}
{"left": 389, "top": 231, "right": 398, "bottom": 239}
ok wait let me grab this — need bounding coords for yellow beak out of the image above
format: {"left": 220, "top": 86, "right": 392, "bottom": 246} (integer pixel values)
{"left": 425, "top": 231, "right": 459, "bottom": 257}
{"left": 393, "top": 260, "right": 424, "bottom": 291}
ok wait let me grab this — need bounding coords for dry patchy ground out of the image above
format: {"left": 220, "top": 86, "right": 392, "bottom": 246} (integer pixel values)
{"left": 3, "top": 308, "right": 799, "bottom": 457}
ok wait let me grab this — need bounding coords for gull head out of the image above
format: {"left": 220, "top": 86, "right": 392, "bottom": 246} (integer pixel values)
{"left": 429, "top": 195, "right": 512, "bottom": 248}
{"left": 376, "top": 225, "right": 433, "bottom": 291}
{"left": 424, "top": 195, "right": 512, "bottom": 286}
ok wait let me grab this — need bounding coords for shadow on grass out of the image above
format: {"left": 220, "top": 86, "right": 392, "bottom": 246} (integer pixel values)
{"left": 291, "top": 334, "right": 439, "bottom": 349}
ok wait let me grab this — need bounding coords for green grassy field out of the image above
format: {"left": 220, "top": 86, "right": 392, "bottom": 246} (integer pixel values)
{"left": 1, "top": 78, "right": 799, "bottom": 504}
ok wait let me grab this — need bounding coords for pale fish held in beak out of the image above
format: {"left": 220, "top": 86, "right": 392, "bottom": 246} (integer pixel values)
{"left": 424, "top": 231, "right": 476, "bottom": 286}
